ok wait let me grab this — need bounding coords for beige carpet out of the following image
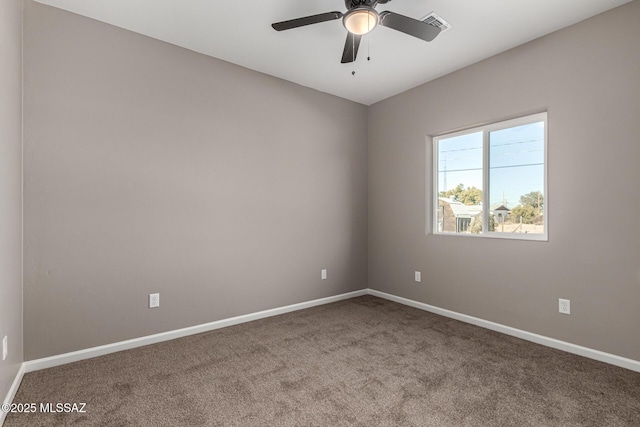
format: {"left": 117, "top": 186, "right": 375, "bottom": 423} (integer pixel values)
{"left": 5, "top": 296, "right": 640, "bottom": 426}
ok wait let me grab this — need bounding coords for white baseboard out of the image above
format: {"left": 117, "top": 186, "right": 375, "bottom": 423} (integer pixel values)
{"left": 15, "top": 287, "right": 640, "bottom": 379}
{"left": 1, "top": 363, "right": 25, "bottom": 426}
{"left": 23, "top": 289, "right": 368, "bottom": 373}
{"left": 368, "top": 289, "right": 640, "bottom": 373}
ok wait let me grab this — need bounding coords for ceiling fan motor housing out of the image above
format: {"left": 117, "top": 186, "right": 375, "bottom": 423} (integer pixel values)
{"left": 344, "top": 0, "right": 390, "bottom": 11}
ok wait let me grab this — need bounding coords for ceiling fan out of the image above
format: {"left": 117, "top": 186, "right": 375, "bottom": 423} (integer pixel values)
{"left": 272, "top": 0, "right": 441, "bottom": 64}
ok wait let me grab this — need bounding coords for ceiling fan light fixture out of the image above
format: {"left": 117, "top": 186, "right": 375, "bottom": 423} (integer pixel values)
{"left": 343, "top": 8, "right": 378, "bottom": 35}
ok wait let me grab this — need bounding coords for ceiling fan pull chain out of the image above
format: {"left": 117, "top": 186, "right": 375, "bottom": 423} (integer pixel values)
{"left": 353, "top": 34, "right": 356, "bottom": 62}
{"left": 352, "top": 35, "right": 356, "bottom": 77}
{"left": 367, "top": 8, "right": 373, "bottom": 62}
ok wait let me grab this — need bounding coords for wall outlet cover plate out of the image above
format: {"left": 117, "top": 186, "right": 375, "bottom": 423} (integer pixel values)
{"left": 149, "top": 293, "right": 160, "bottom": 308}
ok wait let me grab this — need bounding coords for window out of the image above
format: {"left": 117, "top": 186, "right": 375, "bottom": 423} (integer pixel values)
{"left": 432, "top": 112, "right": 547, "bottom": 240}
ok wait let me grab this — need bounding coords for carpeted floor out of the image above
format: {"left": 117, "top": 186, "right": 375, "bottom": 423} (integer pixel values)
{"left": 5, "top": 295, "right": 640, "bottom": 426}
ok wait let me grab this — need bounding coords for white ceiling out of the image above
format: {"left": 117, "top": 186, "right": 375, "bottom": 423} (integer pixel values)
{"left": 35, "top": 0, "right": 631, "bottom": 105}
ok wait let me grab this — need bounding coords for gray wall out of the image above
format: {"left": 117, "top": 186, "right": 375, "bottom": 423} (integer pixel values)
{"left": 368, "top": 1, "right": 640, "bottom": 360}
{"left": 0, "top": 0, "right": 24, "bottom": 402}
{"left": 21, "top": 0, "right": 640, "bottom": 364}
{"left": 24, "top": 1, "right": 368, "bottom": 360}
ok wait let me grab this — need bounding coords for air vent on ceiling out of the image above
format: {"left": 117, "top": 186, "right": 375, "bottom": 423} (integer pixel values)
{"left": 421, "top": 12, "right": 452, "bottom": 33}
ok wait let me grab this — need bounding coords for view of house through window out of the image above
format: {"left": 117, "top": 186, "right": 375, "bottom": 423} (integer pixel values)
{"left": 433, "top": 113, "right": 547, "bottom": 240}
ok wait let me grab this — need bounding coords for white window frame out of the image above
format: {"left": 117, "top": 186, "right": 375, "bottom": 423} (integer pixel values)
{"left": 431, "top": 112, "right": 548, "bottom": 241}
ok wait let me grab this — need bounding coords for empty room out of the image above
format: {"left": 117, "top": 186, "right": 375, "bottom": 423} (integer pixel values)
{"left": 1, "top": 0, "right": 639, "bottom": 425}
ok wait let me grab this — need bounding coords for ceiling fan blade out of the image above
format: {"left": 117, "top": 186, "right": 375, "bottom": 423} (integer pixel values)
{"left": 341, "top": 32, "right": 362, "bottom": 64}
{"left": 379, "top": 11, "right": 441, "bottom": 42}
{"left": 272, "top": 11, "right": 343, "bottom": 31}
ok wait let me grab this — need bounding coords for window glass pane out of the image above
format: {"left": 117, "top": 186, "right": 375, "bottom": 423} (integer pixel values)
{"left": 489, "top": 121, "right": 544, "bottom": 234}
{"left": 436, "top": 132, "right": 484, "bottom": 234}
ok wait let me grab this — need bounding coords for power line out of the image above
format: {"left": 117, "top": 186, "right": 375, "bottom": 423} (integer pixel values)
{"left": 438, "top": 162, "right": 543, "bottom": 173}
{"left": 489, "top": 162, "right": 544, "bottom": 170}
{"left": 438, "top": 138, "right": 543, "bottom": 154}
{"left": 438, "top": 166, "right": 482, "bottom": 173}
{"left": 490, "top": 138, "right": 543, "bottom": 147}
{"left": 439, "top": 146, "right": 482, "bottom": 154}
{"left": 495, "top": 148, "right": 543, "bottom": 156}
{"left": 439, "top": 147, "right": 543, "bottom": 164}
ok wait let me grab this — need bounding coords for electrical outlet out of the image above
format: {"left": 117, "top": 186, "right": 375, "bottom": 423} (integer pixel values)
{"left": 321, "top": 269, "right": 327, "bottom": 280}
{"left": 415, "top": 271, "right": 421, "bottom": 282}
{"left": 149, "top": 293, "right": 160, "bottom": 308}
{"left": 2, "top": 336, "right": 7, "bottom": 361}
{"left": 559, "top": 298, "right": 570, "bottom": 315}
